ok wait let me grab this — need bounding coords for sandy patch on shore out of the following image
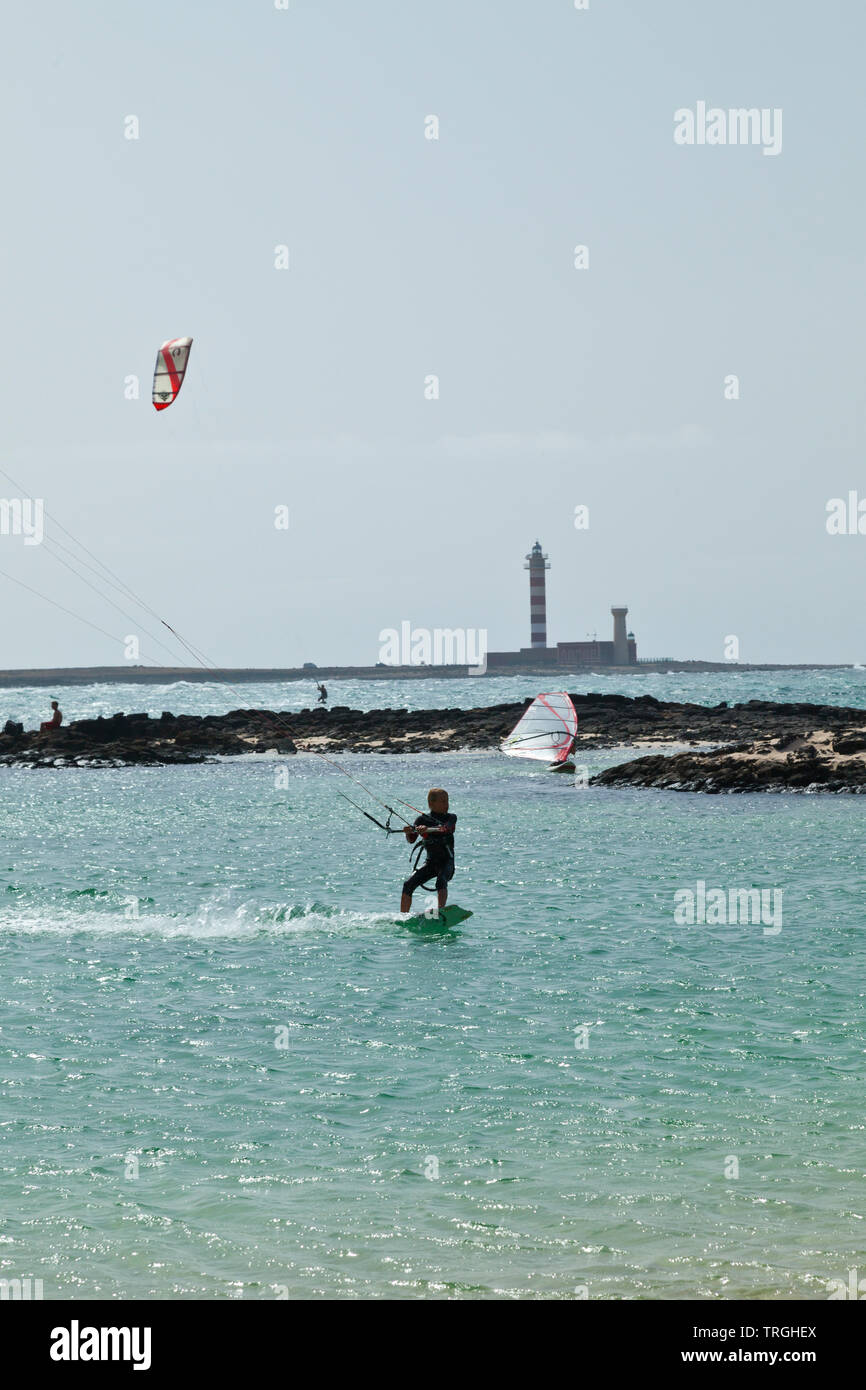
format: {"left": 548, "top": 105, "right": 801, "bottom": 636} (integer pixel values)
{"left": 726, "top": 728, "right": 866, "bottom": 770}
{"left": 363, "top": 729, "right": 458, "bottom": 747}
{"left": 599, "top": 740, "right": 719, "bottom": 756}
{"left": 292, "top": 729, "right": 459, "bottom": 750}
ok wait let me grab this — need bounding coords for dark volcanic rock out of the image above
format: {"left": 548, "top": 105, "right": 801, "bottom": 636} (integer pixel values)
{"left": 3, "top": 692, "right": 866, "bottom": 772}
{"left": 591, "top": 728, "right": 866, "bottom": 794}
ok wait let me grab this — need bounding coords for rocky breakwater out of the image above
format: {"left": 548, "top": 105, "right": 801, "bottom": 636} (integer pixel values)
{"left": 0, "top": 702, "right": 514, "bottom": 768}
{"left": 0, "top": 709, "right": 298, "bottom": 768}
{"left": 266, "top": 703, "right": 515, "bottom": 753}
{"left": 3, "top": 693, "right": 866, "bottom": 770}
{"left": 260, "top": 694, "right": 866, "bottom": 754}
{"left": 591, "top": 728, "right": 866, "bottom": 794}
{"left": 568, "top": 694, "right": 866, "bottom": 748}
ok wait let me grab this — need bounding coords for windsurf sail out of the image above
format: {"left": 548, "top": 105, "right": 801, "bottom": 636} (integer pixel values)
{"left": 152, "top": 336, "right": 193, "bottom": 410}
{"left": 501, "top": 691, "right": 578, "bottom": 764}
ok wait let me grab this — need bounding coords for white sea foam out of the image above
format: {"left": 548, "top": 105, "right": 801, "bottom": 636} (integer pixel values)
{"left": 0, "top": 902, "right": 390, "bottom": 940}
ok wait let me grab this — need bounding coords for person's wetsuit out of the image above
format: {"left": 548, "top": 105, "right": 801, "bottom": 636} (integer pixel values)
{"left": 402, "top": 811, "right": 457, "bottom": 896}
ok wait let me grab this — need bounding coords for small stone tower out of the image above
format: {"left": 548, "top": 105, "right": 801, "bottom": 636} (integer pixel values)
{"left": 611, "top": 606, "right": 629, "bottom": 665}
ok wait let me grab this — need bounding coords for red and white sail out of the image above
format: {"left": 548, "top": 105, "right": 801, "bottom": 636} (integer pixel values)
{"left": 501, "top": 691, "right": 578, "bottom": 764}
{"left": 152, "top": 336, "right": 193, "bottom": 411}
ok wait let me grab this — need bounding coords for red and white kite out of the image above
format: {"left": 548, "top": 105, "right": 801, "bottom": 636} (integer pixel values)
{"left": 152, "top": 336, "right": 193, "bottom": 411}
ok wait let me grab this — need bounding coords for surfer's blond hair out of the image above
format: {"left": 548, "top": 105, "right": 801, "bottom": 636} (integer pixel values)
{"left": 427, "top": 787, "right": 448, "bottom": 809}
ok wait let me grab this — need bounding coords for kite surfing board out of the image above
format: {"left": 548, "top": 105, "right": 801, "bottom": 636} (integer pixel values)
{"left": 398, "top": 905, "right": 473, "bottom": 929}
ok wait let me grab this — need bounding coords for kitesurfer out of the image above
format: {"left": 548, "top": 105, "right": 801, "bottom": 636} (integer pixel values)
{"left": 400, "top": 788, "right": 457, "bottom": 913}
{"left": 317, "top": 683, "right": 328, "bottom": 704}
{"left": 39, "top": 700, "right": 63, "bottom": 733}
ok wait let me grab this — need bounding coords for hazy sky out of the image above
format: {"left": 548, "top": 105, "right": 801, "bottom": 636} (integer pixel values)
{"left": 1, "top": 0, "right": 863, "bottom": 668}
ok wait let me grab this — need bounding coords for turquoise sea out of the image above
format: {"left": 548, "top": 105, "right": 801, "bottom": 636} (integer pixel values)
{"left": 1, "top": 671, "right": 864, "bottom": 1299}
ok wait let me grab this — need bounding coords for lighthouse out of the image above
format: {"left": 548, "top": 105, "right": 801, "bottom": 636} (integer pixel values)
{"left": 525, "top": 541, "right": 550, "bottom": 649}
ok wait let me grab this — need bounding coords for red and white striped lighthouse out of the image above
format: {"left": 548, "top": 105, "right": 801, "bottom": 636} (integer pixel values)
{"left": 524, "top": 541, "right": 550, "bottom": 649}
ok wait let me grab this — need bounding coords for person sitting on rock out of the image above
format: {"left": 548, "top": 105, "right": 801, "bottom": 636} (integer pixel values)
{"left": 400, "top": 788, "right": 457, "bottom": 914}
{"left": 39, "top": 700, "right": 63, "bottom": 733}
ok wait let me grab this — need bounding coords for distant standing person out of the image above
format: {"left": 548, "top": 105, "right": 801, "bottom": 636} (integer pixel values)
{"left": 317, "top": 683, "right": 328, "bottom": 704}
{"left": 40, "top": 699, "right": 63, "bottom": 733}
